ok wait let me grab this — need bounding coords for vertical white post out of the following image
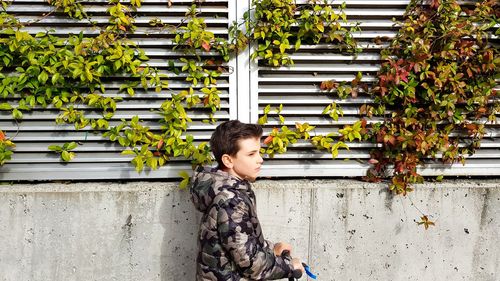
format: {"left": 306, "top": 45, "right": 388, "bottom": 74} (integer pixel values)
{"left": 233, "top": 0, "right": 255, "bottom": 123}
{"left": 227, "top": 0, "right": 238, "bottom": 121}
{"left": 248, "top": 41, "right": 259, "bottom": 124}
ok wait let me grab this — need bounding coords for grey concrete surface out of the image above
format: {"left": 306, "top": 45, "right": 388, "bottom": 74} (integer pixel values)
{"left": 0, "top": 179, "right": 498, "bottom": 281}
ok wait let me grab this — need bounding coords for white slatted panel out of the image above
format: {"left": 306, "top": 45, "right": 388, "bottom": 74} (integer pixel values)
{"left": 256, "top": 0, "right": 500, "bottom": 177}
{"left": 0, "top": 0, "right": 231, "bottom": 180}
{"left": 1, "top": 0, "right": 498, "bottom": 180}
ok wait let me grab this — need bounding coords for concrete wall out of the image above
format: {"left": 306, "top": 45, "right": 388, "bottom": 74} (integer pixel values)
{"left": 0, "top": 179, "right": 498, "bottom": 281}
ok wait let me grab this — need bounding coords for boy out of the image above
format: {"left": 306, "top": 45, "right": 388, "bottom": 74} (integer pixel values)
{"left": 190, "top": 120, "right": 304, "bottom": 280}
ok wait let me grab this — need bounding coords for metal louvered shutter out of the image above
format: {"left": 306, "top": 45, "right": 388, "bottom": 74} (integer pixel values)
{"left": 251, "top": 0, "right": 500, "bottom": 178}
{"left": 0, "top": 0, "right": 233, "bottom": 180}
{"left": 1, "top": 0, "right": 498, "bottom": 181}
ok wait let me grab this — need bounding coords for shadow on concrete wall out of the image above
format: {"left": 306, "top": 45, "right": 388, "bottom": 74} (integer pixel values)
{"left": 159, "top": 187, "right": 199, "bottom": 281}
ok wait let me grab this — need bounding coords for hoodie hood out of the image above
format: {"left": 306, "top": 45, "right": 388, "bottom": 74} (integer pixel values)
{"left": 190, "top": 166, "right": 250, "bottom": 212}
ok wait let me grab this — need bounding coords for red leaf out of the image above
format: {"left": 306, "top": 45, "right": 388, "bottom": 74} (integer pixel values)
{"left": 201, "top": 41, "right": 211, "bottom": 52}
{"left": 320, "top": 80, "right": 337, "bottom": 91}
{"left": 387, "top": 135, "right": 396, "bottom": 146}
{"left": 400, "top": 69, "right": 409, "bottom": 83}
{"left": 361, "top": 118, "right": 367, "bottom": 128}
{"left": 395, "top": 162, "right": 404, "bottom": 173}
{"left": 430, "top": 0, "right": 440, "bottom": 9}
{"left": 466, "top": 68, "right": 473, "bottom": 78}
{"left": 263, "top": 135, "right": 273, "bottom": 145}
{"left": 380, "top": 87, "right": 387, "bottom": 96}
{"left": 157, "top": 139, "right": 164, "bottom": 149}
{"left": 351, "top": 89, "right": 358, "bottom": 98}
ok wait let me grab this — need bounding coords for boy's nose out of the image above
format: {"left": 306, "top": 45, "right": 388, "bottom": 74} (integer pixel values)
{"left": 257, "top": 154, "right": 264, "bottom": 164}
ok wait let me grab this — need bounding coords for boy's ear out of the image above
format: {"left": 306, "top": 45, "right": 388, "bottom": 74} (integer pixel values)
{"left": 221, "top": 154, "right": 233, "bottom": 169}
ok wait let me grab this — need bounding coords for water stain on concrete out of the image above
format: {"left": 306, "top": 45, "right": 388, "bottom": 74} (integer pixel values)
{"left": 379, "top": 189, "right": 394, "bottom": 212}
{"left": 478, "top": 189, "right": 490, "bottom": 230}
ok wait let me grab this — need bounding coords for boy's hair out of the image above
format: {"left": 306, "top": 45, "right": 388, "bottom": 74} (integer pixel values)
{"left": 210, "top": 120, "right": 263, "bottom": 169}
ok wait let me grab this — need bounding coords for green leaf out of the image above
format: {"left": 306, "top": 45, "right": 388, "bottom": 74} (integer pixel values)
{"left": 279, "top": 44, "right": 286, "bottom": 54}
{"left": 158, "top": 157, "right": 166, "bottom": 166}
{"left": 331, "top": 147, "right": 339, "bottom": 158}
{"left": 178, "top": 171, "right": 190, "bottom": 189}
{"left": 52, "top": 73, "right": 60, "bottom": 85}
{"left": 121, "top": 149, "right": 136, "bottom": 155}
{"left": 133, "top": 156, "right": 144, "bottom": 172}
{"left": 0, "top": 103, "right": 12, "bottom": 110}
{"left": 25, "top": 96, "right": 35, "bottom": 107}
{"left": 179, "top": 177, "right": 190, "bottom": 189}
{"left": 97, "top": 119, "right": 109, "bottom": 128}
{"left": 65, "top": 142, "right": 78, "bottom": 151}
{"left": 295, "top": 39, "right": 301, "bottom": 50}
{"left": 61, "top": 151, "right": 75, "bottom": 162}
{"left": 146, "top": 157, "right": 158, "bottom": 170}
{"left": 257, "top": 115, "right": 267, "bottom": 125}
{"left": 12, "top": 108, "right": 23, "bottom": 119}
{"left": 38, "top": 71, "right": 49, "bottom": 84}
{"left": 264, "top": 104, "right": 271, "bottom": 114}
{"left": 316, "top": 23, "right": 324, "bottom": 33}
{"left": 353, "top": 132, "right": 362, "bottom": 140}
{"left": 48, "top": 145, "right": 62, "bottom": 152}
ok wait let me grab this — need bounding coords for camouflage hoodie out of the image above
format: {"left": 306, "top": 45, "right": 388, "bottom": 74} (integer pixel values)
{"left": 190, "top": 166, "right": 294, "bottom": 280}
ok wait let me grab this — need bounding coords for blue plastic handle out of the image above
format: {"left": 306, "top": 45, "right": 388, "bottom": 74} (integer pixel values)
{"left": 304, "top": 265, "right": 317, "bottom": 279}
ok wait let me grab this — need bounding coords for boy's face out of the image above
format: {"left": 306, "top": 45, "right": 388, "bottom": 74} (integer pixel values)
{"left": 223, "top": 137, "right": 263, "bottom": 182}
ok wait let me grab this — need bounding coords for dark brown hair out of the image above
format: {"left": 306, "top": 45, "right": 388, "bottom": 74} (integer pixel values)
{"left": 210, "top": 120, "right": 263, "bottom": 169}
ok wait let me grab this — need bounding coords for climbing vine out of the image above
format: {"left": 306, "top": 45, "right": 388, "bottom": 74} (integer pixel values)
{"left": 101, "top": 3, "right": 231, "bottom": 179}
{"left": 366, "top": 0, "right": 498, "bottom": 194}
{"left": 251, "top": 0, "right": 360, "bottom": 159}
{"left": 48, "top": 141, "right": 78, "bottom": 162}
{"left": 0, "top": 130, "right": 14, "bottom": 165}
{"left": 244, "top": 0, "right": 360, "bottom": 66}
{"left": 252, "top": 0, "right": 498, "bottom": 228}
{"left": 320, "top": 0, "right": 499, "bottom": 195}
{"left": 0, "top": 0, "right": 227, "bottom": 182}
{"left": 0, "top": 0, "right": 498, "bottom": 205}
{"left": 0, "top": 0, "right": 359, "bottom": 175}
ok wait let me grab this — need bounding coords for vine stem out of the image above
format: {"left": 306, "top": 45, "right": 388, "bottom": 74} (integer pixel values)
{"left": 406, "top": 191, "right": 440, "bottom": 225}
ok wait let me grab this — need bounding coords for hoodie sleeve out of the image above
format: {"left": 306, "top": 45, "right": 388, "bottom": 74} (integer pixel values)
{"left": 217, "top": 194, "right": 294, "bottom": 280}
{"left": 264, "top": 239, "right": 275, "bottom": 251}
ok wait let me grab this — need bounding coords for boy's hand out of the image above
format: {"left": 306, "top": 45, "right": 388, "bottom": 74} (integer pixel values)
{"left": 291, "top": 258, "right": 305, "bottom": 275}
{"left": 280, "top": 249, "right": 305, "bottom": 278}
{"left": 273, "top": 242, "right": 292, "bottom": 256}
